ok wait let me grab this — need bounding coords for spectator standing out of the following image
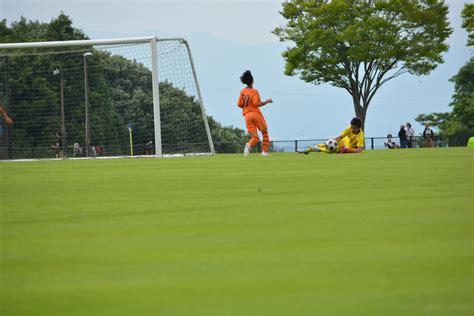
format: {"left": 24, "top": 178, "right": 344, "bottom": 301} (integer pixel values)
{"left": 145, "top": 140, "right": 153, "bottom": 155}
{"left": 398, "top": 125, "right": 407, "bottom": 148}
{"left": 423, "top": 124, "right": 435, "bottom": 147}
{"left": 73, "top": 143, "right": 83, "bottom": 157}
{"left": 51, "top": 132, "right": 63, "bottom": 158}
{"left": 406, "top": 122, "right": 416, "bottom": 148}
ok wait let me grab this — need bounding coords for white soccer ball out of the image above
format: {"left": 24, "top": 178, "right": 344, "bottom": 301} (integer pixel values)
{"left": 326, "top": 139, "right": 339, "bottom": 152}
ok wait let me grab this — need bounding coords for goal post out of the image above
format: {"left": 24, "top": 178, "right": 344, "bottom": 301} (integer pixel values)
{"left": 150, "top": 36, "right": 162, "bottom": 157}
{"left": 0, "top": 36, "right": 215, "bottom": 159}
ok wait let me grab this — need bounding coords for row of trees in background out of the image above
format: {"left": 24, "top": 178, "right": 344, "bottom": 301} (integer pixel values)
{"left": 0, "top": 14, "right": 248, "bottom": 157}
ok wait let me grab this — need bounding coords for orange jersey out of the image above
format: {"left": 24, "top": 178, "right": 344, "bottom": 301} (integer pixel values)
{"left": 237, "top": 87, "right": 262, "bottom": 116}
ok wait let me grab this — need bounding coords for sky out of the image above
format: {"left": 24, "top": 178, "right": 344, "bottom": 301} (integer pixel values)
{"left": 1, "top": 0, "right": 472, "bottom": 140}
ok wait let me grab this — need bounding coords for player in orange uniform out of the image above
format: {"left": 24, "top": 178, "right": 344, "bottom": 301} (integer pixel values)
{"left": 237, "top": 70, "right": 273, "bottom": 157}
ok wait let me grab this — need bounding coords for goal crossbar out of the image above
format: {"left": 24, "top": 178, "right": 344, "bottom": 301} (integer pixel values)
{"left": 0, "top": 37, "right": 196, "bottom": 50}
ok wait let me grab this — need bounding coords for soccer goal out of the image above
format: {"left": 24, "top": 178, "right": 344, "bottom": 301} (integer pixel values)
{"left": 0, "top": 37, "right": 215, "bottom": 160}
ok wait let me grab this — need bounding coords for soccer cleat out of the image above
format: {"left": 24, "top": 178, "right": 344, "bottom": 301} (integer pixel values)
{"left": 243, "top": 143, "right": 251, "bottom": 157}
{"left": 297, "top": 147, "right": 312, "bottom": 155}
{"left": 261, "top": 151, "right": 269, "bottom": 157}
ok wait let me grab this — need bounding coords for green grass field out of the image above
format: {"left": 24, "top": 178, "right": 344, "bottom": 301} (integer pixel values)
{"left": 1, "top": 148, "right": 473, "bottom": 316}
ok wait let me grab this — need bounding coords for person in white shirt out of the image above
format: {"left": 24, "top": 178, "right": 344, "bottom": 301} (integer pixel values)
{"left": 406, "top": 122, "right": 416, "bottom": 148}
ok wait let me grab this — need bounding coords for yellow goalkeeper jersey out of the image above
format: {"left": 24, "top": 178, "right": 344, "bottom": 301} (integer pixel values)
{"left": 338, "top": 126, "right": 365, "bottom": 148}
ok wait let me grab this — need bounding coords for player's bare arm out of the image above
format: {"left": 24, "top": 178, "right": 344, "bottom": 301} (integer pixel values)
{"left": 0, "top": 106, "right": 13, "bottom": 125}
{"left": 340, "top": 146, "right": 363, "bottom": 153}
{"left": 258, "top": 99, "right": 273, "bottom": 107}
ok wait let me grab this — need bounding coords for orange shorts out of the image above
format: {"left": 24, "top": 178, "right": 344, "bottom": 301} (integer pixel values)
{"left": 245, "top": 112, "right": 267, "bottom": 135}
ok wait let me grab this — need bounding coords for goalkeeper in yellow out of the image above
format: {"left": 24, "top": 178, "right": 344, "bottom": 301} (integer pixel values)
{"left": 299, "top": 117, "right": 365, "bottom": 154}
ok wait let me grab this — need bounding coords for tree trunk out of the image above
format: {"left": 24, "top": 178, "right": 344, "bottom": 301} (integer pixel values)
{"left": 351, "top": 95, "right": 366, "bottom": 130}
{"left": 351, "top": 92, "right": 370, "bottom": 131}
{"left": 359, "top": 107, "right": 368, "bottom": 131}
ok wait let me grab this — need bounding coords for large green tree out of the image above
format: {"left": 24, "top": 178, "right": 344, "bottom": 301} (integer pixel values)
{"left": 273, "top": 0, "right": 452, "bottom": 129}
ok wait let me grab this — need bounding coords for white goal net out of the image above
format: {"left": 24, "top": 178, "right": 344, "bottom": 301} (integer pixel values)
{"left": 0, "top": 37, "right": 215, "bottom": 160}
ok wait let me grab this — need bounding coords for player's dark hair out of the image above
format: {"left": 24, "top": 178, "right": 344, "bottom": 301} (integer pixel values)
{"left": 351, "top": 117, "right": 362, "bottom": 128}
{"left": 240, "top": 70, "right": 253, "bottom": 86}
